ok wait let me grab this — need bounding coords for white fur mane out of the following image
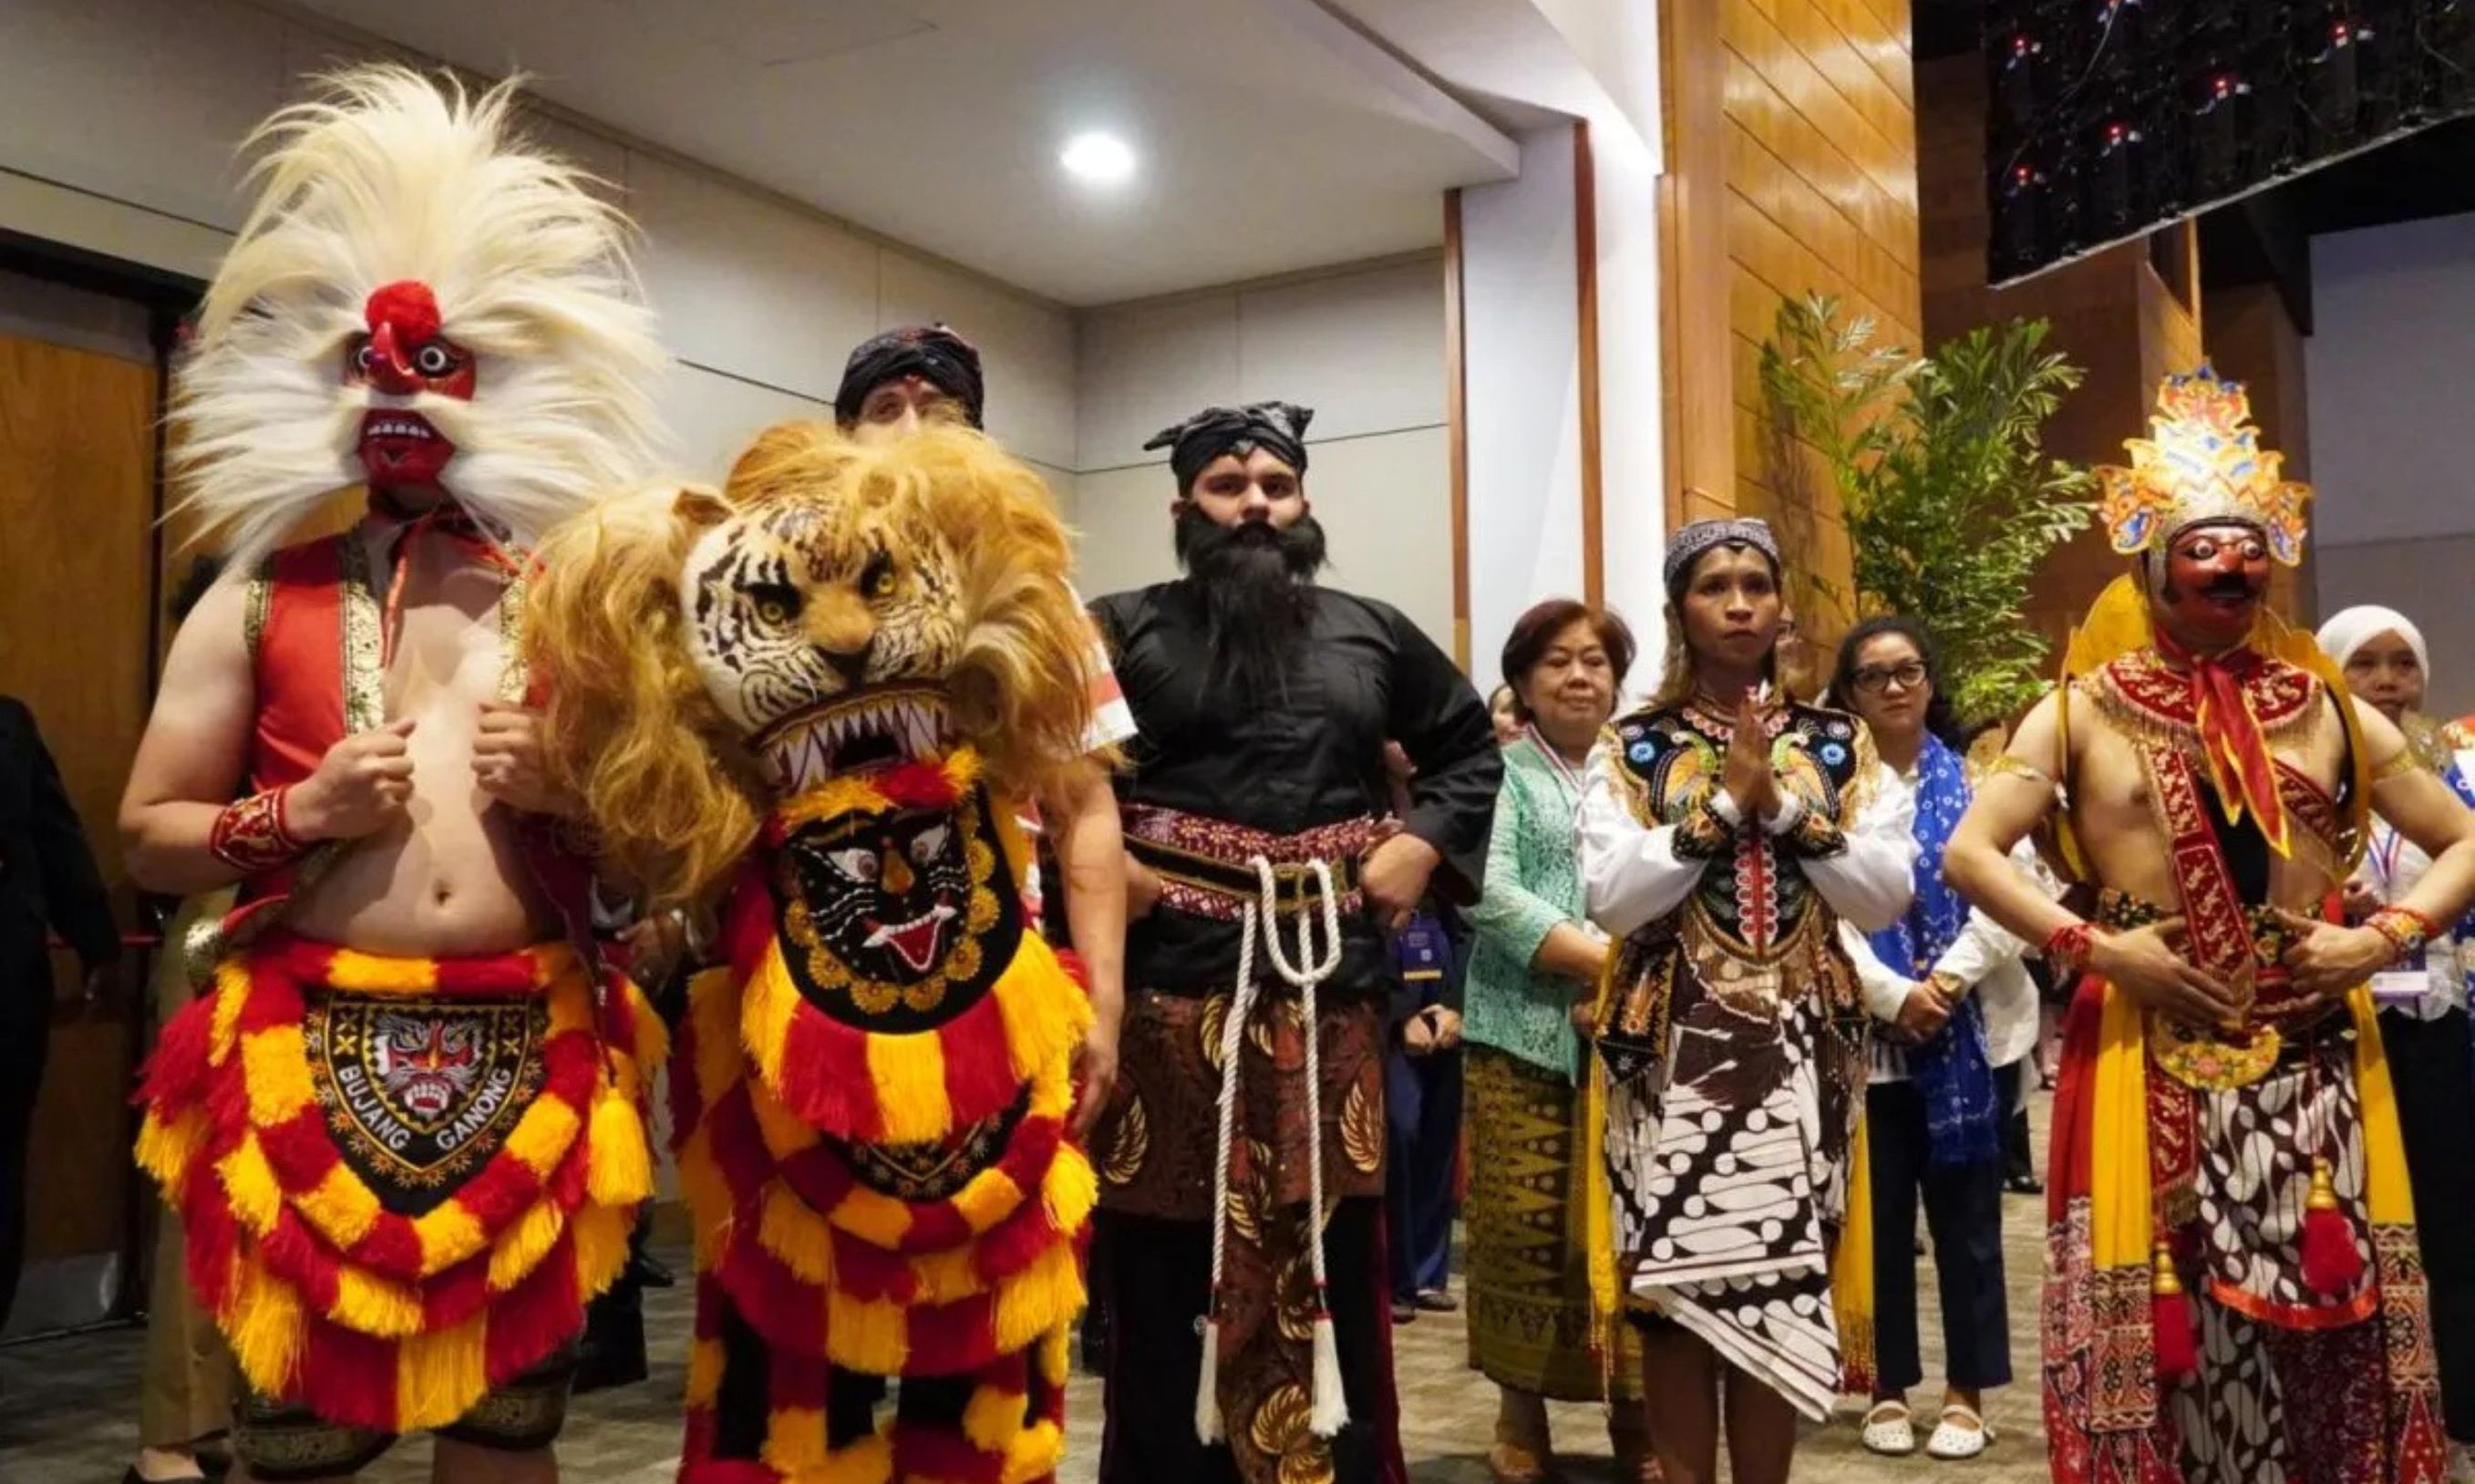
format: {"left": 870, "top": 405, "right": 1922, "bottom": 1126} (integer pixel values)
{"left": 170, "top": 65, "right": 667, "bottom": 568}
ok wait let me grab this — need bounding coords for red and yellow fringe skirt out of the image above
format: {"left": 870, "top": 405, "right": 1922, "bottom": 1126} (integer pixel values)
{"left": 672, "top": 873, "right": 1095, "bottom": 1484}
{"left": 132, "top": 932, "right": 661, "bottom": 1433}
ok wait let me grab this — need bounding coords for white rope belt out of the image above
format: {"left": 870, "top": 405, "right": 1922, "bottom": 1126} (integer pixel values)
{"left": 1196, "top": 854, "right": 1351, "bottom": 1445}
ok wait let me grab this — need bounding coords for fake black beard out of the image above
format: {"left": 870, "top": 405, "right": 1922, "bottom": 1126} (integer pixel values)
{"left": 1174, "top": 506, "right": 1328, "bottom": 703}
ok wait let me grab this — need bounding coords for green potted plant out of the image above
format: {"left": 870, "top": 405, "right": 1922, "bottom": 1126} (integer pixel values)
{"left": 1759, "top": 294, "right": 2094, "bottom": 728}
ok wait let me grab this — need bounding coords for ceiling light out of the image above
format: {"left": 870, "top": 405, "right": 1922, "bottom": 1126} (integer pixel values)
{"left": 1059, "top": 132, "right": 1137, "bottom": 187}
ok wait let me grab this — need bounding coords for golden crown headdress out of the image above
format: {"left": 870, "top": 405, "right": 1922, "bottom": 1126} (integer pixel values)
{"left": 2096, "top": 366, "right": 2311, "bottom": 566}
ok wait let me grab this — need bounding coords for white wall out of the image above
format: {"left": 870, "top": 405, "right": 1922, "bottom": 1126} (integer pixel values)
{"left": 0, "top": 0, "right": 1079, "bottom": 503}
{"left": 1071, "top": 257, "right": 1454, "bottom": 647}
{"left": 1460, "top": 128, "right": 1588, "bottom": 680}
{"left": 2307, "top": 212, "right": 2475, "bottom": 718}
{"left": 1588, "top": 115, "right": 1668, "bottom": 682}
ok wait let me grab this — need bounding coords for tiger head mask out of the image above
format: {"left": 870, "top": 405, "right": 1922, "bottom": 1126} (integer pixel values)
{"left": 526, "top": 421, "right": 1097, "bottom": 910}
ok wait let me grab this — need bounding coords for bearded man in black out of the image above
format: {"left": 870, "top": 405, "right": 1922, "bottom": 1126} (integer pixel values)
{"left": 1087, "top": 401, "right": 1500, "bottom": 1484}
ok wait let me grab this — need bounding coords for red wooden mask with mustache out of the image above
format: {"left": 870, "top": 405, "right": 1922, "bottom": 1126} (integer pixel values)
{"left": 2151, "top": 520, "right": 2271, "bottom": 648}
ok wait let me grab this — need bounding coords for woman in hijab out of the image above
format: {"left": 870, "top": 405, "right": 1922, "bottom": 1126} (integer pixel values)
{"left": 2320, "top": 605, "right": 2475, "bottom": 1478}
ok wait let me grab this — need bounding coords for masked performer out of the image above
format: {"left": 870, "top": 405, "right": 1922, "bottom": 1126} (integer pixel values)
{"left": 1577, "top": 518, "right": 1914, "bottom": 1484}
{"left": 1944, "top": 368, "right": 2475, "bottom": 1484}
{"left": 527, "top": 422, "right": 1098, "bottom": 1483}
{"left": 833, "top": 323, "right": 1134, "bottom": 1134}
{"left": 119, "top": 67, "right": 668, "bottom": 1483}
{"left": 1085, "top": 401, "right": 1500, "bottom": 1484}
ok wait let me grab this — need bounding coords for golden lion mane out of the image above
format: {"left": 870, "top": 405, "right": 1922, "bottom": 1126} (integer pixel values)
{"left": 525, "top": 422, "right": 1100, "bottom": 912}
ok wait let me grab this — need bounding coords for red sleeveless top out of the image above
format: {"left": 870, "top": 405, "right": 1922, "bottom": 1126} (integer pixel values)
{"left": 225, "top": 526, "right": 600, "bottom": 967}
{"left": 249, "top": 534, "right": 362, "bottom": 795}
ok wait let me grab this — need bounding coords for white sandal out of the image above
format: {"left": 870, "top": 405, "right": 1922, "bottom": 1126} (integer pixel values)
{"left": 1926, "top": 1404, "right": 1995, "bottom": 1460}
{"left": 1861, "top": 1400, "right": 1917, "bottom": 1456}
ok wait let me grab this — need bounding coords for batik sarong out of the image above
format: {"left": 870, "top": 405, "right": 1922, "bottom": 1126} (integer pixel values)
{"left": 1463, "top": 1046, "right": 1641, "bottom": 1401}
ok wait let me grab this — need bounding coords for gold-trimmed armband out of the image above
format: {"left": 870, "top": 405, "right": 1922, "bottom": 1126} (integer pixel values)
{"left": 2372, "top": 748, "right": 2426, "bottom": 783}
{"left": 209, "top": 788, "right": 311, "bottom": 874}
{"left": 1985, "top": 753, "right": 2059, "bottom": 789}
{"left": 2367, "top": 905, "right": 2439, "bottom": 966}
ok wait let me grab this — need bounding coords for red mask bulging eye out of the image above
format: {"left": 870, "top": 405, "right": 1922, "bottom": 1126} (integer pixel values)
{"left": 344, "top": 327, "right": 476, "bottom": 399}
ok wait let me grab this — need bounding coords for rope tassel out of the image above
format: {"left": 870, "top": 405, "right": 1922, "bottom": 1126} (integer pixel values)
{"left": 1309, "top": 1303, "right": 1347, "bottom": 1438}
{"left": 1194, "top": 896, "right": 1261, "bottom": 1446}
{"left": 1195, "top": 1314, "right": 1224, "bottom": 1445}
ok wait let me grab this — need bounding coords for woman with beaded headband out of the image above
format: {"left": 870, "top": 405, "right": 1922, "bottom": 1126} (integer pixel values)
{"left": 1945, "top": 366, "right": 2475, "bottom": 1484}
{"left": 119, "top": 67, "right": 668, "bottom": 1484}
{"left": 1576, "top": 517, "right": 1916, "bottom": 1484}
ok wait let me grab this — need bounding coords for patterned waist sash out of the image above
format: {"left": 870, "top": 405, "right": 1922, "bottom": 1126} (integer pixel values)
{"left": 133, "top": 932, "right": 660, "bottom": 1434}
{"left": 1120, "top": 806, "right": 1373, "bottom": 922}
{"left": 2098, "top": 889, "right": 2342, "bottom": 1042}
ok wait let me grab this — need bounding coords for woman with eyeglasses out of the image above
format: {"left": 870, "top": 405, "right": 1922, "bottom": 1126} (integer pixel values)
{"left": 1580, "top": 520, "right": 1914, "bottom": 1484}
{"left": 1463, "top": 599, "right": 1652, "bottom": 1482}
{"left": 1824, "top": 616, "right": 2044, "bottom": 1463}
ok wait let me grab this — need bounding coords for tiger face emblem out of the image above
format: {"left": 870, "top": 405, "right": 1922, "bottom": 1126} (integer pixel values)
{"left": 373, "top": 1012, "right": 485, "bottom": 1120}
{"left": 681, "top": 496, "right": 964, "bottom": 742}
{"left": 307, "top": 994, "right": 545, "bottom": 1208}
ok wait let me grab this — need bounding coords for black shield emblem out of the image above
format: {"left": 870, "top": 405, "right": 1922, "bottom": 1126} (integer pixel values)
{"left": 306, "top": 994, "right": 548, "bottom": 1215}
{"left": 773, "top": 782, "right": 1022, "bottom": 1035}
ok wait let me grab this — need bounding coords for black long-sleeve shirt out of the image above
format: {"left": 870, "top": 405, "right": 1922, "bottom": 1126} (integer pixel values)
{"left": 1090, "top": 581, "right": 1500, "bottom": 1004}
{"left": 0, "top": 696, "right": 119, "bottom": 1021}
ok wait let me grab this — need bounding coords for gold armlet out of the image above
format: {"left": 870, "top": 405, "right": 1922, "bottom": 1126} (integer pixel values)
{"left": 1985, "top": 754, "right": 2058, "bottom": 789}
{"left": 2373, "top": 749, "right": 2426, "bottom": 783}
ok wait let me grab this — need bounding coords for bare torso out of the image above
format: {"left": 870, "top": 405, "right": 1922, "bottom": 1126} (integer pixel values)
{"left": 284, "top": 530, "right": 554, "bottom": 955}
{"left": 2064, "top": 674, "right": 2350, "bottom": 912}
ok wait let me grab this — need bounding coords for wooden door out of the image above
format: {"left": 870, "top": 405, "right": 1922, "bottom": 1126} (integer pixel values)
{"left": 0, "top": 322, "right": 159, "bottom": 1324}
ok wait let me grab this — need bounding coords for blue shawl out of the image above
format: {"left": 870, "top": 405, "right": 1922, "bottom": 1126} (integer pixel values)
{"left": 1870, "top": 735, "right": 2001, "bottom": 1166}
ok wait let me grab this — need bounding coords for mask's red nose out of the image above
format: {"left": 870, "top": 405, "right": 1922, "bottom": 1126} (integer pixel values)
{"left": 361, "top": 280, "right": 440, "bottom": 393}
{"left": 364, "top": 319, "right": 417, "bottom": 392}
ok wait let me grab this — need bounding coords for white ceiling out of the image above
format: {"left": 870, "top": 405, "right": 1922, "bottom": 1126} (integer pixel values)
{"left": 284, "top": 0, "right": 1523, "bottom": 306}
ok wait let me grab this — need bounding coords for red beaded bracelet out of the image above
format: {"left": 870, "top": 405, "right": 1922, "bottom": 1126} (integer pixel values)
{"left": 2044, "top": 921, "right": 2096, "bottom": 976}
{"left": 2365, "top": 905, "right": 2440, "bottom": 966}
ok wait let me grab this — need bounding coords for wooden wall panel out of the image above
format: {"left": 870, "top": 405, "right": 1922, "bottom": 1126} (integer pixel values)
{"left": 1663, "top": 0, "right": 1740, "bottom": 528}
{"left": 0, "top": 331, "right": 156, "bottom": 1267}
{"left": 2204, "top": 283, "right": 2315, "bottom": 625}
{"left": 1725, "top": 63, "right": 1918, "bottom": 273}
{"left": 1706, "top": 0, "right": 1923, "bottom": 643}
{"left": 1721, "top": 5, "right": 1913, "bottom": 212}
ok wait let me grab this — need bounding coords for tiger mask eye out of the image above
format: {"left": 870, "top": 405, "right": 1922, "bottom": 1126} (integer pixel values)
{"left": 747, "top": 583, "right": 803, "bottom": 627}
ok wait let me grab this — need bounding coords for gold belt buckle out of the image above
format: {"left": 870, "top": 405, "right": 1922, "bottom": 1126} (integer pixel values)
{"left": 2150, "top": 964, "right": 2278, "bottom": 1089}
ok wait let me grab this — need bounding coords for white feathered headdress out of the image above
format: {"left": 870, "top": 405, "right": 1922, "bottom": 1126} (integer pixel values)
{"left": 171, "top": 66, "right": 667, "bottom": 568}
